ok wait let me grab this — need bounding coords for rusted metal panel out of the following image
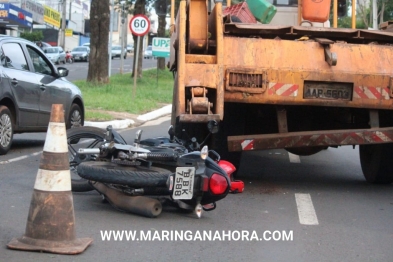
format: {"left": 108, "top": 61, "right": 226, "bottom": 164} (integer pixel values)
{"left": 227, "top": 127, "right": 393, "bottom": 151}
{"left": 190, "top": 97, "right": 210, "bottom": 113}
{"left": 175, "top": 0, "right": 187, "bottom": 117}
{"left": 225, "top": 68, "right": 267, "bottom": 93}
{"left": 179, "top": 114, "right": 221, "bottom": 123}
{"left": 379, "top": 21, "right": 393, "bottom": 30}
{"left": 223, "top": 24, "right": 393, "bottom": 43}
{"left": 215, "top": 1, "right": 224, "bottom": 121}
{"left": 188, "top": 0, "right": 208, "bottom": 52}
{"left": 185, "top": 54, "right": 216, "bottom": 64}
{"left": 184, "top": 64, "right": 218, "bottom": 89}
{"left": 218, "top": 37, "right": 393, "bottom": 109}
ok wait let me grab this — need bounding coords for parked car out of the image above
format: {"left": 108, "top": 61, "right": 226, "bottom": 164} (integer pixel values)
{"left": 126, "top": 44, "right": 134, "bottom": 53}
{"left": 111, "top": 45, "right": 127, "bottom": 59}
{"left": 43, "top": 46, "right": 66, "bottom": 65}
{"left": 143, "top": 45, "right": 153, "bottom": 59}
{"left": 71, "top": 46, "right": 90, "bottom": 62}
{"left": 0, "top": 35, "right": 85, "bottom": 155}
{"left": 144, "top": 45, "right": 155, "bottom": 59}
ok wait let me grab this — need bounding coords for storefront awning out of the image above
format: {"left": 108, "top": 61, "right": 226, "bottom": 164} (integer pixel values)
{"left": 0, "top": 3, "right": 33, "bottom": 28}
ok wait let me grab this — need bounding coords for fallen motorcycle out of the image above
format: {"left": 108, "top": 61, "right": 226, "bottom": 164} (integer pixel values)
{"left": 67, "top": 121, "right": 240, "bottom": 218}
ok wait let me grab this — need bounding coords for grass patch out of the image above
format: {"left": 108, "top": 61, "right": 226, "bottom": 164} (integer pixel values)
{"left": 86, "top": 111, "right": 113, "bottom": 121}
{"left": 73, "top": 69, "right": 174, "bottom": 120}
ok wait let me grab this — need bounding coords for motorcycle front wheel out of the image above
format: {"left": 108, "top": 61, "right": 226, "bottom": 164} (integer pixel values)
{"left": 67, "top": 126, "right": 109, "bottom": 192}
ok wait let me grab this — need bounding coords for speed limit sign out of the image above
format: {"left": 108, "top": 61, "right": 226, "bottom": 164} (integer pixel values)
{"left": 129, "top": 15, "right": 150, "bottom": 36}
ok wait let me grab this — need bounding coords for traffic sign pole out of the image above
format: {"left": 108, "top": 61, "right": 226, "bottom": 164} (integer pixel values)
{"left": 129, "top": 15, "right": 150, "bottom": 99}
{"left": 133, "top": 36, "right": 140, "bottom": 98}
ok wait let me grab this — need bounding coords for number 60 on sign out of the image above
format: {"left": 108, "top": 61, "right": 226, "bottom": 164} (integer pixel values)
{"left": 129, "top": 14, "right": 150, "bottom": 36}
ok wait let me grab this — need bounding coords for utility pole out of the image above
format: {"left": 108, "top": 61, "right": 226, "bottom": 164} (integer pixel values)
{"left": 372, "top": 0, "right": 378, "bottom": 29}
{"left": 60, "top": 0, "right": 67, "bottom": 48}
{"left": 69, "top": 0, "right": 72, "bottom": 21}
{"left": 120, "top": 1, "right": 125, "bottom": 74}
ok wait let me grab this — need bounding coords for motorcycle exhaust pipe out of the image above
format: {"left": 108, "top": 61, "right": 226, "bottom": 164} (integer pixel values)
{"left": 91, "top": 182, "right": 162, "bottom": 218}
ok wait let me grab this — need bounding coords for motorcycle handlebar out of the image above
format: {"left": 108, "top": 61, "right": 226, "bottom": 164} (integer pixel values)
{"left": 78, "top": 148, "right": 100, "bottom": 154}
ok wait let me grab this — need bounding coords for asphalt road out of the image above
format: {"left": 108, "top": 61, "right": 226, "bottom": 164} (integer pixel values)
{"left": 1, "top": 117, "right": 393, "bottom": 262}
{"left": 64, "top": 55, "right": 160, "bottom": 82}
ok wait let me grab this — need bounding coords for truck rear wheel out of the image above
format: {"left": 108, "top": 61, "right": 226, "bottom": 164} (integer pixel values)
{"left": 212, "top": 103, "right": 245, "bottom": 175}
{"left": 359, "top": 144, "right": 393, "bottom": 184}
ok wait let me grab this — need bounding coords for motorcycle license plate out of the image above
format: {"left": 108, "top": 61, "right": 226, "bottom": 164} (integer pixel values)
{"left": 172, "top": 167, "right": 195, "bottom": 200}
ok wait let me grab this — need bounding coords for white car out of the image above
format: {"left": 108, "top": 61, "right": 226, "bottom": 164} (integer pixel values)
{"left": 144, "top": 45, "right": 153, "bottom": 59}
{"left": 43, "top": 46, "right": 66, "bottom": 64}
{"left": 126, "top": 44, "right": 134, "bottom": 53}
{"left": 111, "top": 45, "right": 127, "bottom": 59}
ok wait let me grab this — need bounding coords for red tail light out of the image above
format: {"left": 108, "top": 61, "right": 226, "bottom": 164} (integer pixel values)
{"left": 209, "top": 173, "right": 228, "bottom": 195}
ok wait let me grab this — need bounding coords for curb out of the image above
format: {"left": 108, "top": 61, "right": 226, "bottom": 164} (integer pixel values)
{"left": 84, "top": 104, "right": 172, "bottom": 129}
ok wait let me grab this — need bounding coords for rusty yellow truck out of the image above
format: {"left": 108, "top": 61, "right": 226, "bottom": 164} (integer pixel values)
{"left": 168, "top": 0, "right": 393, "bottom": 183}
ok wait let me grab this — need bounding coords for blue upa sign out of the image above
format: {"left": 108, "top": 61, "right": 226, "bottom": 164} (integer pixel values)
{"left": 152, "top": 37, "right": 170, "bottom": 58}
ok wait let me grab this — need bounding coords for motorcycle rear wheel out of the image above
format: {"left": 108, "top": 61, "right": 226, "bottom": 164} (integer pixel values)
{"left": 77, "top": 161, "right": 172, "bottom": 187}
{"left": 67, "top": 126, "right": 110, "bottom": 192}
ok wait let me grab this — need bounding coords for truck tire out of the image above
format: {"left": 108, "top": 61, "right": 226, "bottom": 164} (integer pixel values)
{"left": 77, "top": 161, "right": 172, "bottom": 187}
{"left": 359, "top": 144, "right": 393, "bottom": 184}
{"left": 212, "top": 103, "right": 245, "bottom": 174}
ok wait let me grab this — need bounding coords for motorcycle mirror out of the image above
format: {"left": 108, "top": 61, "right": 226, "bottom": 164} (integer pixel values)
{"left": 207, "top": 120, "right": 219, "bottom": 134}
{"left": 134, "top": 130, "right": 142, "bottom": 144}
{"left": 105, "top": 125, "right": 113, "bottom": 141}
{"left": 168, "top": 125, "right": 175, "bottom": 141}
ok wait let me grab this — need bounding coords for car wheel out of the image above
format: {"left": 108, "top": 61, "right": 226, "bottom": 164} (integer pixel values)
{"left": 0, "top": 105, "right": 14, "bottom": 155}
{"left": 66, "top": 104, "right": 84, "bottom": 129}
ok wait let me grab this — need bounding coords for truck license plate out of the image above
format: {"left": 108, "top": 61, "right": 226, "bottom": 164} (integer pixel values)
{"left": 303, "top": 81, "right": 352, "bottom": 101}
{"left": 172, "top": 167, "right": 195, "bottom": 200}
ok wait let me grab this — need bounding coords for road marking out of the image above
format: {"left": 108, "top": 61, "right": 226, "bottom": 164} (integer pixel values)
{"left": 295, "top": 193, "right": 319, "bottom": 225}
{"left": 0, "top": 151, "right": 42, "bottom": 165}
{"left": 288, "top": 152, "right": 300, "bottom": 163}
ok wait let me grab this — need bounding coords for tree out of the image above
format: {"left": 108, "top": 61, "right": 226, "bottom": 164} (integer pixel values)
{"left": 87, "top": 0, "right": 110, "bottom": 84}
{"left": 20, "top": 31, "right": 43, "bottom": 42}
{"left": 155, "top": 0, "right": 168, "bottom": 70}
{"left": 356, "top": 0, "right": 393, "bottom": 29}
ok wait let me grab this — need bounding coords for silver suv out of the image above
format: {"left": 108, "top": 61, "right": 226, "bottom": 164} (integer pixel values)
{"left": 0, "top": 36, "right": 85, "bottom": 155}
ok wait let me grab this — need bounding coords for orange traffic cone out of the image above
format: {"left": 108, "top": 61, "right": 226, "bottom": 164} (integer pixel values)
{"left": 7, "top": 104, "right": 93, "bottom": 254}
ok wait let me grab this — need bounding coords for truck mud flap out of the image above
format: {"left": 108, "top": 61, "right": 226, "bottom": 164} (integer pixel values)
{"left": 227, "top": 127, "right": 393, "bottom": 151}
